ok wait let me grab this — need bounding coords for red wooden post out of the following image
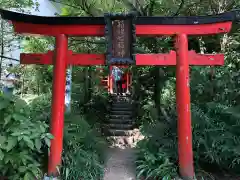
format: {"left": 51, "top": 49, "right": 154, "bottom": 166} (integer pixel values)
{"left": 175, "top": 34, "right": 194, "bottom": 179}
{"left": 48, "top": 34, "right": 68, "bottom": 176}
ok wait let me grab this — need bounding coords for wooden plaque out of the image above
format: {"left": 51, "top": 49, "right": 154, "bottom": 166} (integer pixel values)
{"left": 111, "top": 19, "right": 131, "bottom": 58}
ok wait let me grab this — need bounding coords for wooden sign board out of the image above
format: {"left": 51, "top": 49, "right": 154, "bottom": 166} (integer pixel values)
{"left": 112, "top": 19, "right": 131, "bottom": 58}
{"left": 104, "top": 13, "right": 136, "bottom": 65}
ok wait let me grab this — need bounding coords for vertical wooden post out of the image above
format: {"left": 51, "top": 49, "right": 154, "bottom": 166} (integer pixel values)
{"left": 84, "top": 67, "right": 88, "bottom": 104}
{"left": 65, "top": 65, "right": 72, "bottom": 114}
{"left": 175, "top": 34, "right": 194, "bottom": 179}
{"left": 48, "top": 34, "right": 68, "bottom": 176}
{"left": 107, "top": 75, "right": 110, "bottom": 93}
{"left": 109, "top": 65, "right": 113, "bottom": 94}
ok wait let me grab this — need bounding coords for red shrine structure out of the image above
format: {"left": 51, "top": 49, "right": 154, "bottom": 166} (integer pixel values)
{"left": 0, "top": 8, "right": 239, "bottom": 179}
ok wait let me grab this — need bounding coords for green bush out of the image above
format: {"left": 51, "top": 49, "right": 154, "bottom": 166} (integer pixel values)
{"left": 28, "top": 93, "right": 52, "bottom": 122}
{"left": 136, "top": 121, "right": 178, "bottom": 179}
{"left": 0, "top": 94, "right": 53, "bottom": 180}
{"left": 61, "top": 114, "right": 106, "bottom": 180}
{"left": 136, "top": 102, "right": 240, "bottom": 179}
{"left": 192, "top": 103, "right": 240, "bottom": 172}
{"left": 85, "top": 93, "right": 109, "bottom": 126}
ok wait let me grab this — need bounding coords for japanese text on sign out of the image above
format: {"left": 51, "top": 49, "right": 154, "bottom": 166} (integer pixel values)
{"left": 112, "top": 20, "right": 131, "bottom": 58}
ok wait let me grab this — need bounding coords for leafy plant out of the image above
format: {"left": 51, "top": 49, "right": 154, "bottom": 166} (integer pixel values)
{"left": 0, "top": 94, "right": 53, "bottom": 180}
{"left": 136, "top": 120, "right": 178, "bottom": 179}
{"left": 28, "top": 93, "right": 52, "bottom": 122}
{"left": 192, "top": 103, "right": 240, "bottom": 171}
{"left": 61, "top": 114, "right": 106, "bottom": 180}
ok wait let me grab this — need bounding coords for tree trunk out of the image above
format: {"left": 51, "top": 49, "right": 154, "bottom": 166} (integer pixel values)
{"left": 0, "top": 20, "right": 4, "bottom": 82}
{"left": 153, "top": 67, "right": 161, "bottom": 121}
{"left": 88, "top": 67, "right": 92, "bottom": 100}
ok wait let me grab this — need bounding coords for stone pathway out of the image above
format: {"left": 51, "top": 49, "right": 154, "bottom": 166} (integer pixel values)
{"left": 104, "top": 147, "right": 136, "bottom": 180}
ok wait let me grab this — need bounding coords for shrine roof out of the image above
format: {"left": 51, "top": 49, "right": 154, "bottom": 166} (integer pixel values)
{"left": 0, "top": 9, "right": 239, "bottom": 25}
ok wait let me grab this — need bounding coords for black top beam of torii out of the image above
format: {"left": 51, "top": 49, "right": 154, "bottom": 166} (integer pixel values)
{"left": 0, "top": 8, "right": 240, "bottom": 25}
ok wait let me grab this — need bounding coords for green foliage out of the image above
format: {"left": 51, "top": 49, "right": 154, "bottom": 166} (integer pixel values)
{"left": 136, "top": 122, "right": 178, "bottom": 179}
{"left": 0, "top": 0, "right": 37, "bottom": 10}
{"left": 0, "top": 94, "right": 53, "bottom": 180}
{"left": 28, "top": 93, "right": 52, "bottom": 122}
{"left": 0, "top": 0, "right": 39, "bottom": 77}
{"left": 61, "top": 114, "right": 106, "bottom": 180}
{"left": 136, "top": 101, "right": 240, "bottom": 178}
{"left": 85, "top": 92, "right": 109, "bottom": 123}
{"left": 192, "top": 103, "right": 240, "bottom": 171}
{"left": 23, "top": 36, "right": 55, "bottom": 53}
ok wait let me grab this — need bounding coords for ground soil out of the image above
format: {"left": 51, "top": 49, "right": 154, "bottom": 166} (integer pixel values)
{"left": 103, "top": 147, "right": 136, "bottom": 180}
{"left": 103, "top": 129, "right": 145, "bottom": 180}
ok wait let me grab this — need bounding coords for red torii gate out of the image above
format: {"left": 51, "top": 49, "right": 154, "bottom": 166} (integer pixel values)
{"left": 0, "top": 9, "right": 238, "bottom": 179}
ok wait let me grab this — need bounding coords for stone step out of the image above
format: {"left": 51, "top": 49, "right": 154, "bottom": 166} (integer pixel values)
{"left": 104, "top": 124, "right": 133, "bottom": 130}
{"left": 108, "top": 118, "right": 133, "bottom": 124}
{"left": 105, "top": 129, "right": 132, "bottom": 136}
{"left": 111, "top": 111, "right": 132, "bottom": 115}
{"left": 111, "top": 108, "right": 132, "bottom": 112}
{"left": 111, "top": 105, "right": 132, "bottom": 110}
{"left": 110, "top": 114, "right": 132, "bottom": 119}
{"left": 111, "top": 101, "right": 132, "bottom": 105}
{"left": 111, "top": 106, "right": 132, "bottom": 111}
{"left": 112, "top": 102, "right": 132, "bottom": 107}
{"left": 110, "top": 94, "right": 131, "bottom": 98}
{"left": 111, "top": 96, "right": 131, "bottom": 100}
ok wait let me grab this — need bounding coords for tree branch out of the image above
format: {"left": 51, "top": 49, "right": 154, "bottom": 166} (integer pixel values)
{"left": 0, "top": 20, "right": 3, "bottom": 80}
{"left": 0, "top": 55, "right": 19, "bottom": 62}
{"left": 148, "top": 0, "right": 156, "bottom": 16}
{"left": 70, "top": 39, "right": 105, "bottom": 44}
{"left": 172, "top": 0, "right": 184, "bottom": 16}
{"left": 122, "top": 0, "right": 142, "bottom": 15}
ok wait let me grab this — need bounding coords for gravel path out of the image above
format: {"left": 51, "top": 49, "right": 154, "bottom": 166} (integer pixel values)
{"left": 104, "top": 147, "right": 136, "bottom": 180}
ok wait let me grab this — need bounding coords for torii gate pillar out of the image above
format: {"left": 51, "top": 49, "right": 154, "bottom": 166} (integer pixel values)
{"left": 175, "top": 34, "right": 194, "bottom": 178}
{"left": 48, "top": 35, "right": 68, "bottom": 176}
